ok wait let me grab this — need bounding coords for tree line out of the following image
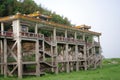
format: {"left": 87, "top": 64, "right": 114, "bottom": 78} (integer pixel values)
{"left": 0, "top": 0, "right": 72, "bottom": 26}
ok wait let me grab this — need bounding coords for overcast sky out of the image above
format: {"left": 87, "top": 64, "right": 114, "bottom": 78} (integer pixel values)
{"left": 34, "top": 0, "right": 120, "bottom": 58}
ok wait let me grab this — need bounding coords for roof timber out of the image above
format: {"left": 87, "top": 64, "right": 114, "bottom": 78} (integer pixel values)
{"left": 0, "top": 13, "right": 101, "bottom": 36}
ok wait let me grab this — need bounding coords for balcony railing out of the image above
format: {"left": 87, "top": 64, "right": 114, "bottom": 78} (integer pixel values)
{"left": 20, "top": 32, "right": 43, "bottom": 39}
{"left": 0, "top": 31, "right": 13, "bottom": 37}
{"left": 56, "top": 36, "right": 85, "bottom": 44}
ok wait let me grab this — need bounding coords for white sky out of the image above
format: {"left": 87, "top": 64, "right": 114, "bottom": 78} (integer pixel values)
{"left": 34, "top": 0, "right": 120, "bottom": 58}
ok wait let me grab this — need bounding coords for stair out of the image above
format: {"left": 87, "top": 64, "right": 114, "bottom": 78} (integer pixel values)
{"left": 44, "top": 37, "right": 56, "bottom": 46}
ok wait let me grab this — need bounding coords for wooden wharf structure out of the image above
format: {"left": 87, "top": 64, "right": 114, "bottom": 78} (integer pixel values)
{"left": 0, "top": 12, "right": 102, "bottom": 78}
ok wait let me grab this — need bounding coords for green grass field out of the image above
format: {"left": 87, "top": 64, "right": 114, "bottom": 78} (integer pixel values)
{"left": 0, "top": 58, "right": 120, "bottom": 80}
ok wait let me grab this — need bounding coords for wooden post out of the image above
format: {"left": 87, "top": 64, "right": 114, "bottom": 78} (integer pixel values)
{"left": 35, "top": 24, "right": 40, "bottom": 76}
{"left": 75, "top": 45, "right": 79, "bottom": 71}
{"left": 55, "top": 45, "right": 58, "bottom": 74}
{"left": 98, "top": 36, "right": 102, "bottom": 68}
{"left": 66, "top": 44, "right": 69, "bottom": 73}
{"left": 17, "top": 39, "right": 22, "bottom": 78}
{"left": 74, "top": 32, "right": 79, "bottom": 71}
{"left": 51, "top": 46, "right": 54, "bottom": 72}
{"left": 3, "top": 39, "right": 7, "bottom": 77}
{"left": 36, "top": 40, "right": 40, "bottom": 76}
{"left": 83, "top": 33, "right": 87, "bottom": 70}
{"left": 42, "top": 40, "right": 45, "bottom": 61}
{"left": 0, "top": 40, "right": 4, "bottom": 74}
{"left": 53, "top": 28, "right": 56, "bottom": 42}
{"left": 1, "top": 22, "right": 4, "bottom": 35}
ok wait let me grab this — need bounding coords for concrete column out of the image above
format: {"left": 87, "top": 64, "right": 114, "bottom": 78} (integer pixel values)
{"left": 17, "top": 39, "right": 22, "bottom": 78}
{"left": 3, "top": 39, "right": 7, "bottom": 77}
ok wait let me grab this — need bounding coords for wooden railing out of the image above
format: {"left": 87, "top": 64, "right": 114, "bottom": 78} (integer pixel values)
{"left": 20, "top": 32, "right": 43, "bottom": 38}
{"left": 56, "top": 36, "right": 85, "bottom": 43}
{"left": 0, "top": 31, "right": 13, "bottom": 37}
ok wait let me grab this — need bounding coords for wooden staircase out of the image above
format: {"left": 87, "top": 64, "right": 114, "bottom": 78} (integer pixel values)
{"left": 39, "top": 36, "right": 57, "bottom": 74}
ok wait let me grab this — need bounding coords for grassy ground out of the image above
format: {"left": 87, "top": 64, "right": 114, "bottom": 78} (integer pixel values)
{"left": 0, "top": 58, "right": 120, "bottom": 80}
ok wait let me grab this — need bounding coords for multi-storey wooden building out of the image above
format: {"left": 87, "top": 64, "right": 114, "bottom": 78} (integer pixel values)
{"left": 0, "top": 12, "right": 102, "bottom": 78}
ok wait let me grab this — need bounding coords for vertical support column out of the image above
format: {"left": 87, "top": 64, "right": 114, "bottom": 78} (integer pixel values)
{"left": 17, "top": 39, "right": 22, "bottom": 78}
{"left": 92, "top": 36, "right": 96, "bottom": 69}
{"left": 51, "top": 46, "right": 54, "bottom": 72}
{"left": 3, "top": 39, "right": 7, "bottom": 77}
{"left": 1, "top": 22, "right": 4, "bottom": 35}
{"left": 66, "top": 43, "right": 69, "bottom": 73}
{"left": 74, "top": 32, "right": 79, "bottom": 71}
{"left": 13, "top": 19, "right": 23, "bottom": 78}
{"left": 35, "top": 23, "right": 40, "bottom": 76}
{"left": 83, "top": 33, "right": 87, "bottom": 70}
{"left": 42, "top": 40, "right": 45, "bottom": 61}
{"left": 98, "top": 36, "right": 102, "bottom": 68}
{"left": 65, "top": 30, "right": 69, "bottom": 73}
{"left": 75, "top": 45, "right": 79, "bottom": 71}
{"left": 35, "top": 24, "right": 38, "bottom": 34}
{"left": 53, "top": 28, "right": 56, "bottom": 42}
{"left": 55, "top": 45, "right": 58, "bottom": 74}
{"left": 36, "top": 39, "right": 40, "bottom": 76}
{"left": 83, "top": 44, "right": 87, "bottom": 70}
{"left": 53, "top": 28, "right": 58, "bottom": 74}
{"left": 0, "top": 40, "right": 4, "bottom": 74}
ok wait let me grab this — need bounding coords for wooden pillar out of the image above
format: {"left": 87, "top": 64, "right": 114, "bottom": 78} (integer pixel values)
{"left": 75, "top": 45, "right": 79, "bottom": 71}
{"left": 65, "top": 30, "right": 69, "bottom": 73}
{"left": 74, "top": 32, "right": 79, "bottom": 71}
{"left": 42, "top": 40, "right": 45, "bottom": 61}
{"left": 3, "top": 39, "right": 7, "bottom": 77}
{"left": 98, "top": 36, "right": 102, "bottom": 68}
{"left": 1, "top": 22, "right": 4, "bottom": 35}
{"left": 36, "top": 40, "right": 40, "bottom": 76}
{"left": 83, "top": 33, "right": 87, "bottom": 70}
{"left": 66, "top": 43, "right": 69, "bottom": 73}
{"left": 35, "top": 23, "right": 40, "bottom": 76}
{"left": 51, "top": 46, "right": 54, "bottom": 72}
{"left": 53, "top": 28, "right": 56, "bottom": 42}
{"left": 35, "top": 24, "right": 38, "bottom": 34}
{"left": 65, "top": 30, "right": 67, "bottom": 38}
{"left": 55, "top": 45, "right": 58, "bottom": 74}
{"left": 0, "top": 40, "right": 4, "bottom": 74}
{"left": 17, "top": 39, "right": 22, "bottom": 78}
